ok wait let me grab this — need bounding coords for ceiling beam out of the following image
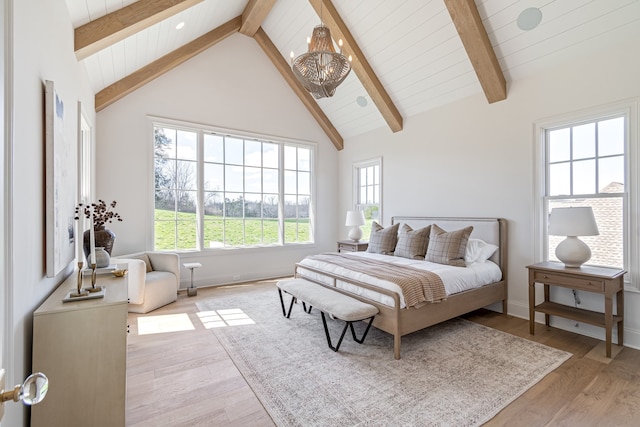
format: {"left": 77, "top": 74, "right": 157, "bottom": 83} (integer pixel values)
{"left": 253, "top": 27, "right": 344, "bottom": 150}
{"left": 95, "top": 16, "right": 241, "bottom": 112}
{"left": 444, "top": 0, "right": 506, "bottom": 103}
{"left": 75, "top": 0, "right": 203, "bottom": 61}
{"left": 239, "top": 0, "right": 277, "bottom": 37}
{"left": 308, "top": 0, "right": 403, "bottom": 133}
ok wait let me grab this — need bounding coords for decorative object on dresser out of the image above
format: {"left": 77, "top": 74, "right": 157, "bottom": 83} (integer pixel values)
{"left": 75, "top": 199, "right": 123, "bottom": 259}
{"left": 297, "top": 216, "right": 508, "bottom": 359}
{"left": 528, "top": 261, "right": 625, "bottom": 357}
{"left": 93, "top": 247, "right": 110, "bottom": 268}
{"left": 112, "top": 264, "right": 128, "bottom": 277}
{"left": 337, "top": 239, "right": 368, "bottom": 253}
{"left": 345, "top": 210, "right": 365, "bottom": 241}
{"left": 548, "top": 206, "right": 599, "bottom": 267}
{"left": 196, "top": 285, "right": 570, "bottom": 427}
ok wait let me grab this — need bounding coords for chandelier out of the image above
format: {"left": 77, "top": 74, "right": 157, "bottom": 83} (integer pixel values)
{"left": 291, "top": 25, "right": 352, "bottom": 99}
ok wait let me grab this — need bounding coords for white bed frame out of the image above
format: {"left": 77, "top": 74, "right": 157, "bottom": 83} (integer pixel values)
{"left": 294, "top": 217, "right": 508, "bottom": 359}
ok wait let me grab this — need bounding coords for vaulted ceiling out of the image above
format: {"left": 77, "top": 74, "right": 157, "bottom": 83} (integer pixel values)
{"left": 65, "top": 0, "right": 640, "bottom": 149}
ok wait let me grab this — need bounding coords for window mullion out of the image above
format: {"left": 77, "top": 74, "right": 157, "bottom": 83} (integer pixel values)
{"left": 278, "top": 143, "right": 284, "bottom": 245}
{"left": 196, "top": 131, "right": 204, "bottom": 251}
{"left": 242, "top": 138, "right": 246, "bottom": 246}
{"left": 222, "top": 135, "right": 226, "bottom": 245}
{"left": 595, "top": 121, "right": 600, "bottom": 192}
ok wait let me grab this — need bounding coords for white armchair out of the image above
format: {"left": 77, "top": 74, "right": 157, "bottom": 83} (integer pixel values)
{"left": 113, "top": 252, "right": 180, "bottom": 314}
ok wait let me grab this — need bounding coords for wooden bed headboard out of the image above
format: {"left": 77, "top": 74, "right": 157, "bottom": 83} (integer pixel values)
{"left": 391, "top": 216, "right": 508, "bottom": 280}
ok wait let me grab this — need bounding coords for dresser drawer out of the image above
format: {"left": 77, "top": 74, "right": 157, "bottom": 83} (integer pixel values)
{"left": 533, "top": 271, "right": 604, "bottom": 292}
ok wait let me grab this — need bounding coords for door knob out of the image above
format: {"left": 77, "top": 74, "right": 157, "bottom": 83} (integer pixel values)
{"left": 0, "top": 369, "right": 49, "bottom": 421}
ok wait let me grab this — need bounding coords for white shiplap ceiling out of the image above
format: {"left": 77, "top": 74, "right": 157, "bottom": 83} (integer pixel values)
{"left": 65, "top": 0, "right": 640, "bottom": 142}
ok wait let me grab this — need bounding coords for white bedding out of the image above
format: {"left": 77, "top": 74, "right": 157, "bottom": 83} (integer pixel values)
{"left": 297, "top": 251, "right": 502, "bottom": 309}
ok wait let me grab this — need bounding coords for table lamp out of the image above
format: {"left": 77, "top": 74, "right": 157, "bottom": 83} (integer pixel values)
{"left": 548, "top": 206, "right": 599, "bottom": 267}
{"left": 345, "top": 210, "right": 365, "bottom": 241}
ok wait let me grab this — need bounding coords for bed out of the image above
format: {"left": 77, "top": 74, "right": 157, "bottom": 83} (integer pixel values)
{"left": 294, "top": 216, "right": 508, "bottom": 359}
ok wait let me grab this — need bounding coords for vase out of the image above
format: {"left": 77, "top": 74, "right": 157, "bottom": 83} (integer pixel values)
{"left": 83, "top": 227, "right": 116, "bottom": 262}
{"left": 94, "top": 247, "right": 111, "bottom": 268}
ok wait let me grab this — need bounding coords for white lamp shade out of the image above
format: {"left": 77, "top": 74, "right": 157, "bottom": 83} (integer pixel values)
{"left": 345, "top": 210, "right": 365, "bottom": 241}
{"left": 345, "top": 210, "right": 365, "bottom": 227}
{"left": 548, "top": 207, "right": 599, "bottom": 237}
{"left": 549, "top": 207, "right": 599, "bottom": 268}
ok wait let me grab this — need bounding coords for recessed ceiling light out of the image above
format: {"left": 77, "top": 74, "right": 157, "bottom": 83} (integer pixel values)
{"left": 356, "top": 96, "right": 368, "bottom": 107}
{"left": 517, "top": 7, "right": 542, "bottom": 31}
{"left": 176, "top": 22, "right": 185, "bottom": 30}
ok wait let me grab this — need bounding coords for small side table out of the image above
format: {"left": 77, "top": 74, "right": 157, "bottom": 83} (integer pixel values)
{"left": 183, "top": 262, "right": 202, "bottom": 297}
{"left": 337, "top": 240, "right": 368, "bottom": 253}
{"left": 527, "top": 261, "right": 625, "bottom": 358}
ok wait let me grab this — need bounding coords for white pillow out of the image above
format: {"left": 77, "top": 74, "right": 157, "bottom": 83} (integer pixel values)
{"left": 464, "top": 238, "right": 498, "bottom": 264}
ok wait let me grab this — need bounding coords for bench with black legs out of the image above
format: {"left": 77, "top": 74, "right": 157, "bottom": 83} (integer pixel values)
{"left": 277, "top": 278, "right": 379, "bottom": 352}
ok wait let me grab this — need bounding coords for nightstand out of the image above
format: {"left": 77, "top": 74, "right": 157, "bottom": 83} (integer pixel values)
{"left": 337, "top": 240, "right": 368, "bottom": 253}
{"left": 527, "top": 261, "right": 625, "bottom": 358}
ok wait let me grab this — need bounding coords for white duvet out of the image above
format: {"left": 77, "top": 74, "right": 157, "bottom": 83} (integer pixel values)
{"left": 297, "top": 251, "right": 502, "bottom": 309}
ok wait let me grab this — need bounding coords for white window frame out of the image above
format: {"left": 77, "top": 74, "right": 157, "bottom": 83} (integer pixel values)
{"left": 352, "top": 157, "right": 382, "bottom": 223}
{"left": 151, "top": 117, "right": 316, "bottom": 251}
{"left": 77, "top": 104, "right": 92, "bottom": 205}
{"left": 533, "top": 99, "right": 639, "bottom": 289}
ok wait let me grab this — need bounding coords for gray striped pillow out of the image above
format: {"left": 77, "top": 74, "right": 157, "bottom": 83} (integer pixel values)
{"left": 366, "top": 222, "right": 400, "bottom": 255}
{"left": 394, "top": 224, "right": 431, "bottom": 259}
{"left": 426, "top": 224, "right": 473, "bottom": 267}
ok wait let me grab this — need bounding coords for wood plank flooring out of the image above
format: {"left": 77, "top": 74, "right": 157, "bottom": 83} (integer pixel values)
{"left": 126, "top": 280, "right": 640, "bottom": 426}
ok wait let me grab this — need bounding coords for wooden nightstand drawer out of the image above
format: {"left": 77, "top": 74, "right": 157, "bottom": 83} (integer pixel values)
{"left": 337, "top": 240, "right": 368, "bottom": 253}
{"left": 338, "top": 243, "right": 355, "bottom": 252}
{"left": 533, "top": 271, "right": 604, "bottom": 292}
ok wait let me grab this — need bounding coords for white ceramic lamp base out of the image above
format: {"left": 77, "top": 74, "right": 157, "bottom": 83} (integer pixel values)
{"left": 556, "top": 236, "right": 591, "bottom": 267}
{"left": 348, "top": 226, "right": 363, "bottom": 242}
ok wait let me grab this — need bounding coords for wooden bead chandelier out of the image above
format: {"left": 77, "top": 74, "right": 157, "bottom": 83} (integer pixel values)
{"left": 291, "top": 25, "right": 352, "bottom": 99}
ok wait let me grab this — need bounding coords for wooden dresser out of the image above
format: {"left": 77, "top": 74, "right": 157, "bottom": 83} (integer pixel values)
{"left": 31, "top": 272, "right": 128, "bottom": 427}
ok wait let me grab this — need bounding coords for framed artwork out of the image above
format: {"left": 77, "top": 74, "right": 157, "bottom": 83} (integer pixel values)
{"left": 45, "top": 80, "right": 76, "bottom": 277}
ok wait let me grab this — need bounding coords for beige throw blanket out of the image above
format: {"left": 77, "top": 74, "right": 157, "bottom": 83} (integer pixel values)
{"left": 306, "top": 253, "right": 447, "bottom": 308}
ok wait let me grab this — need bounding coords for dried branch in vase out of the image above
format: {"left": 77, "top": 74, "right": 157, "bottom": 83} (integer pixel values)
{"left": 74, "top": 200, "right": 123, "bottom": 229}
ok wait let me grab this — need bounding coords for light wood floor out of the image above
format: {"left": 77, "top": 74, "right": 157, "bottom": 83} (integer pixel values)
{"left": 126, "top": 280, "right": 640, "bottom": 426}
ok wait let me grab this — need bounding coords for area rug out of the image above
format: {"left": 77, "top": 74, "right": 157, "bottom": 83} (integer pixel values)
{"left": 196, "top": 284, "right": 571, "bottom": 426}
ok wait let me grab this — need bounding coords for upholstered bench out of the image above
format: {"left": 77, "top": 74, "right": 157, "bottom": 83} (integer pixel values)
{"left": 276, "top": 278, "right": 379, "bottom": 352}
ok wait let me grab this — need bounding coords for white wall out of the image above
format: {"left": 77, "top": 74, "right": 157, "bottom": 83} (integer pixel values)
{"left": 96, "top": 34, "right": 339, "bottom": 287}
{"left": 7, "top": 0, "right": 95, "bottom": 425}
{"left": 338, "top": 25, "right": 640, "bottom": 349}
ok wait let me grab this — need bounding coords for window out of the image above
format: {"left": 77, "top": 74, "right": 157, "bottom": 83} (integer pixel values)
{"left": 153, "top": 121, "right": 314, "bottom": 250}
{"left": 536, "top": 101, "right": 639, "bottom": 286}
{"left": 353, "top": 158, "right": 381, "bottom": 238}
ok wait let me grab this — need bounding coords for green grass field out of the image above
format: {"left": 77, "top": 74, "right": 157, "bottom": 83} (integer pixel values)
{"left": 154, "top": 209, "right": 310, "bottom": 250}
